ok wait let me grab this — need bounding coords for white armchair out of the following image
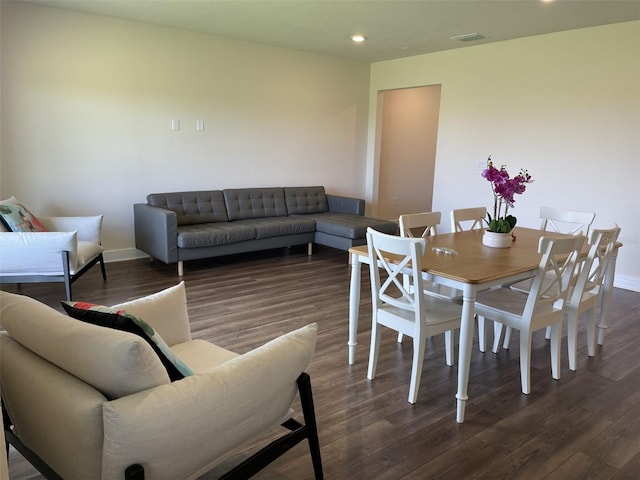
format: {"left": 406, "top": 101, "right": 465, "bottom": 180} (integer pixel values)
{"left": 0, "top": 283, "right": 323, "bottom": 480}
{"left": 0, "top": 198, "right": 106, "bottom": 300}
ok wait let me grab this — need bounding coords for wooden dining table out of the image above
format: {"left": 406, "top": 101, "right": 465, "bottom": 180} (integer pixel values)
{"left": 347, "top": 227, "right": 621, "bottom": 423}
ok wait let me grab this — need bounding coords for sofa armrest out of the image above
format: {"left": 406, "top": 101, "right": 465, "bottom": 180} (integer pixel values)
{"left": 0, "top": 231, "right": 78, "bottom": 275}
{"left": 133, "top": 204, "right": 178, "bottom": 264}
{"left": 326, "top": 194, "right": 364, "bottom": 216}
{"left": 40, "top": 215, "right": 103, "bottom": 244}
{"left": 101, "top": 324, "right": 317, "bottom": 480}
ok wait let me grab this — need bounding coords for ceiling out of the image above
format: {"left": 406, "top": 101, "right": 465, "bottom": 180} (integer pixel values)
{"left": 15, "top": 0, "right": 640, "bottom": 63}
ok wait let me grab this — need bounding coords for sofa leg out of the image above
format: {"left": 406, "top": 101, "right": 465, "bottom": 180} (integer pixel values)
{"left": 178, "top": 261, "right": 184, "bottom": 277}
{"left": 308, "top": 243, "right": 313, "bottom": 256}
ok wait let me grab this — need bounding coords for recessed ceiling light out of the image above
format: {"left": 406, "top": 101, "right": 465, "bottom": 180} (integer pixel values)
{"left": 351, "top": 34, "right": 367, "bottom": 43}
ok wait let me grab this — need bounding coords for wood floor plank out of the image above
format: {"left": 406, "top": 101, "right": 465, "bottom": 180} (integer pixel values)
{"left": 3, "top": 246, "right": 639, "bottom": 480}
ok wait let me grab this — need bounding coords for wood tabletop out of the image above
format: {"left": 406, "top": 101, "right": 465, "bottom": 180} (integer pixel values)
{"left": 350, "top": 227, "right": 569, "bottom": 285}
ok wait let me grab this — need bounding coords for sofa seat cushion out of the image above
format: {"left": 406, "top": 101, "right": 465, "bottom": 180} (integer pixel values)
{"left": 235, "top": 217, "right": 317, "bottom": 240}
{"left": 302, "top": 213, "right": 398, "bottom": 239}
{"left": 177, "top": 222, "right": 256, "bottom": 248}
{"left": 171, "top": 339, "right": 239, "bottom": 374}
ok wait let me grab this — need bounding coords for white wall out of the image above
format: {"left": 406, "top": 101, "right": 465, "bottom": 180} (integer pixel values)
{"left": 367, "top": 21, "right": 640, "bottom": 291}
{"left": 0, "top": 2, "right": 370, "bottom": 259}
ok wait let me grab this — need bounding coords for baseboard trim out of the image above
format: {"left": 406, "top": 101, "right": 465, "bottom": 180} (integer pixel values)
{"left": 613, "top": 275, "right": 640, "bottom": 293}
{"left": 103, "top": 248, "right": 149, "bottom": 263}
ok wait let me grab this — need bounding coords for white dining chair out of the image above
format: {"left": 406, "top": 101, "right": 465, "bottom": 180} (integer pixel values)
{"left": 565, "top": 226, "right": 621, "bottom": 370}
{"left": 449, "top": 206, "right": 491, "bottom": 351}
{"left": 476, "top": 234, "right": 585, "bottom": 394}
{"left": 450, "top": 206, "right": 487, "bottom": 232}
{"left": 539, "top": 206, "right": 596, "bottom": 236}
{"left": 396, "top": 212, "right": 463, "bottom": 344}
{"left": 366, "top": 228, "right": 462, "bottom": 404}
{"left": 500, "top": 206, "right": 596, "bottom": 349}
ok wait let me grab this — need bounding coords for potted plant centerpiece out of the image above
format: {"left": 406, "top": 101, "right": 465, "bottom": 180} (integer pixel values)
{"left": 481, "top": 156, "right": 533, "bottom": 248}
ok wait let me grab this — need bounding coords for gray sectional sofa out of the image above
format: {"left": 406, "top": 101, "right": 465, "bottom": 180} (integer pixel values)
{"left": 133, "top": 186, "right": 397, "bottom": 275}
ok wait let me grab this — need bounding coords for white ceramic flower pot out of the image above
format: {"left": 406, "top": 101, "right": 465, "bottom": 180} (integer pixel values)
{"left": 482, "top": 230, "right": 513, "bottom": 248}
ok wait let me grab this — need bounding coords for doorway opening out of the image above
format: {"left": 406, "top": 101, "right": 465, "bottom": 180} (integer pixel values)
{"left": 375, "top": 85, "right": 441, "bottom": 220}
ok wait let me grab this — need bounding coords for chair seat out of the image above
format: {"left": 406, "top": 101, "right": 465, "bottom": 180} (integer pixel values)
{"left": 476, "top": 288, "right": 558, "bottom": 324}
{"left": 75, "top": 240, "right": 104, "bottom": 273}
{"left": 379, "top": 296, "right": 462, "bottom": 331}
{"left": 171, "top": 339, "right": 239, "bottom": 374}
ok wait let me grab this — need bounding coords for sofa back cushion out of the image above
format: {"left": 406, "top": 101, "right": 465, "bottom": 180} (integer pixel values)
{"left": 284, "top": 186, "right": 329, "bottom": 214}
{"left": 0, "top": 291, "right": 170, "bottom": 399}
{"left": 223, "top": 188, "right": 288, "bottom": 221}
{"left": 147, "top": 191, "right": 228, "bottom": 226}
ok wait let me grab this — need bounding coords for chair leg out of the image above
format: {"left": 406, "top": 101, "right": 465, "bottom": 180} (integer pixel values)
{"left": 503, "top": 326, "right": 512, "bottom": 350}
{"left": 491, "top": 319, "right": 503, "bottom": 354}
{"left": 566, "top": 310, "right": 579, "bottom": 372}
{"left": 585, "top": 307, "right": 597, "bottom": 358}
{"left": 62, "top": 251, "right": 72, "bottom": 301}
{"left": 99, "top": 253, "right": 107, "bottom": 280}
{"left": 520, "top": 328, "right": 533, "bottom": 395}
{"left": 367, "top": 319, "right": 382, "bottom": 380}
{"left": 477, "top": 315, "right": 486, "bottom": 353}
{"left": 297, "top": 373, "right": 324, "bottom": 480}
{"left": 444, "top": 330, "right": 455, "bottom": 366}
{"left": 408, "top": 332, "right": 427, "bottom": 404}
{"left": 549, "top": 323, "right": 562, "bottom": 381}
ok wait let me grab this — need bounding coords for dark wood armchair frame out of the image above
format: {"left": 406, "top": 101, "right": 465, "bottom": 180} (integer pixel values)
{"left": 3, "top": 372, "right": 323, "bottom": 480}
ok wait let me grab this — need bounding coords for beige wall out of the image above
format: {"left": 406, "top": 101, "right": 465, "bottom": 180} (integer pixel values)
{"left": 0, "top": 2, "right": 370, "bottom": 259}
{"left": 368, "top": 21, "right": 640, "bottom": 291}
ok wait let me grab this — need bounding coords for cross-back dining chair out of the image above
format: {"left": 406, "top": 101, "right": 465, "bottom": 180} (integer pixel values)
{"left": 399, "top": 212, "right": 441, "bottom": 238}
{"left": 450, "top": 206, "right": 487, "bottom": 232}
{"left": 397, "top": 212, "right": 463, "bottom": 344}
{"left": 503, "top": 206, "right": 596, "bottom": 348}
{"left": 476, "top": 234, "right": 585, "bottom": 394}
{"left": 539, "top": 206, "right": 596, "bottom": 236}
{"left": 564, "top": 225, "right": 621, "bottom": 370}
{"left": 365, "top": 227, "right": 462, "bottom": 404}
{"left": 498, "top": 226, "right": 622, "bottom": 370}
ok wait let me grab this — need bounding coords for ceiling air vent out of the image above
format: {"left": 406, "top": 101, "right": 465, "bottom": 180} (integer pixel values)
{"left": 450, "top": 32, "right": 487, "bottom": 42}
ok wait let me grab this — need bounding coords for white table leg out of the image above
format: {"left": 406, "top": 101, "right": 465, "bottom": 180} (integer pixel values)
{"left": 348, "top": 252, "right": 363, "bottom": 365}
{"left": 456, "top": 284, "right": 477, "bottom": 423}
{"left": 597, "top": 247, "right": 618, "bottom": 345}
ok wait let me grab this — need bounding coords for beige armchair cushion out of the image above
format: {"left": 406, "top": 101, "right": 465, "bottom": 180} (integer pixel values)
{"left": 101, "top": 323, "right": 317, "bottom": 480}
{"left": 0, "top": 292, "right": 169, "bottom": 399}
{"left": 113, "top": 281, "right": 192, "bottom": 346}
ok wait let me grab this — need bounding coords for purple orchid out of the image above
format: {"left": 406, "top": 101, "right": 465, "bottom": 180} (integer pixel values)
{"left": 481, "top": 156, "right": 533, "bottom": 233}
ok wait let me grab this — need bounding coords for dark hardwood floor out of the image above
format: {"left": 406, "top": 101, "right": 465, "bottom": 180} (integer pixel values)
{"left": 3, "top": 245, "right": 640, "bottom": 479}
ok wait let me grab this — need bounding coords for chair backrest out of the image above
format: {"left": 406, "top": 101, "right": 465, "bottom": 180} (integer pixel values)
{"left": 539, "top": 206, "right": 595, "bottom": 236}
{"left": 568, "top": 225, "right": 621, "bottom": 307}
{"left": 523, "top": 235, "right": 585, "bottom": 319}
{"left": 399, "top": 212, "right": 441, "bottom": 238}
{"left": 366, "top": 228, "right": 426, "bottom": 318}
{"left": 450, "top": 207, "right": 487, "bottom": 232}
